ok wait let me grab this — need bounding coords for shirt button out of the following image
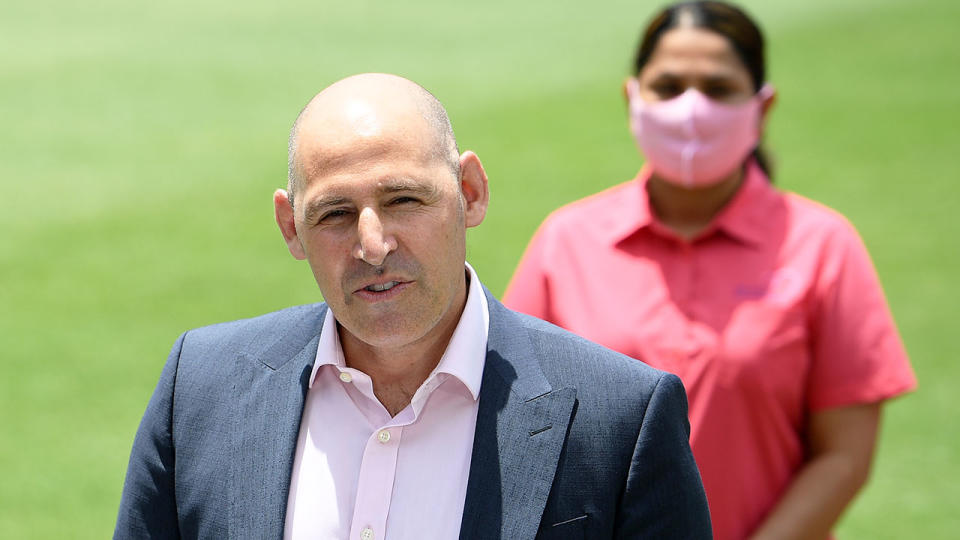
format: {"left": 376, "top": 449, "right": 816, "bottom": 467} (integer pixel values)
{"left": 360, "top": 527, "right": 374, "bottom": 540}
{"left": 377, "top": 430, "right": 391, "bottom": 443}
{"left": 339, "top": 372, "right": 353, "bottom": 383}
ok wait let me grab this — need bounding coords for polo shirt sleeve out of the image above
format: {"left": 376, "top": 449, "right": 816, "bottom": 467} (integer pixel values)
{"left": 503, "top": 221, "right": 555, "bottom": 321}
{"left": 806, "top": 219, "right": 917, "bottom": 411}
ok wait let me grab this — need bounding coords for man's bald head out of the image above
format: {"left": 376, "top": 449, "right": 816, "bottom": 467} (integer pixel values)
{"left": 286, "top": 73, "right": 460, "bottom": 207}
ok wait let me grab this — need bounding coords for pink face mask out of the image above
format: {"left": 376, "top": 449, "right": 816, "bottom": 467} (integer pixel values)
{"left": 627, "top": 78, "right": 774, "bottom": 188}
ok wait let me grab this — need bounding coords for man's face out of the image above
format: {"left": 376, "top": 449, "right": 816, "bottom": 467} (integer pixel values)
{"left": 285, "top": 120, "right": 478, "bottom": 353}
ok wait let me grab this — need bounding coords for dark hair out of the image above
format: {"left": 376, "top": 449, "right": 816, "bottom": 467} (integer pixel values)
{"left": 633, "top": 1, "right": 773, "bottom": 178}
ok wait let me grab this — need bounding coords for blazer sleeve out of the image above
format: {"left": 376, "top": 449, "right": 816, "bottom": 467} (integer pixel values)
{"left": 114, "top": 333, "right": 184, "bottom": 540}
{"left": 616, "top": 373, "right": 712, "bottom": 539}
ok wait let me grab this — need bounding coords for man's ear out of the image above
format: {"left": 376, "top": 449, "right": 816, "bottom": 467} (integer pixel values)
{"left": 273, "top": 189, "right": 307, "bottom": 260}
{"left": 458, "top": 151, "right": 489, "bottom": 228}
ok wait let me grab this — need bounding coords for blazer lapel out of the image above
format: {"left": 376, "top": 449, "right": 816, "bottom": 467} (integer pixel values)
{"left": 460, "top": 292, "right": 577, "bottom": 540}
{"left": 229, "top": 305, "right": 328, "bottom": 540}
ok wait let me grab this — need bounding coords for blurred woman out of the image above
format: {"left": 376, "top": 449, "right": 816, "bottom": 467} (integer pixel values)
{"left": 503, "top": 2, "right": 916, "bottom": 538}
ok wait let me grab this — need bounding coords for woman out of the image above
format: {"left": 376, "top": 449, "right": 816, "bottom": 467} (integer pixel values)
{"left": 503, "top": 2, "right": 916, "bottom": 538}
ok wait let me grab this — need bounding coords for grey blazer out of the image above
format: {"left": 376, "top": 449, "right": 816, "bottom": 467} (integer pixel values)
{"left": 115, "top": 288, "right": 711, "bottom": 539}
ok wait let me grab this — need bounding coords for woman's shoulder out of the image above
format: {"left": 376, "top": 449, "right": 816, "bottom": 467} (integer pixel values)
{"left": 779, "top": 190, "right": 865, "bottom": 248}
{"left": 539, "top": 179, "right": 640, "bottom": 233}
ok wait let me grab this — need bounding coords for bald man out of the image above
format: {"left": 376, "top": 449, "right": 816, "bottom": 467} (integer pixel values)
{"left": 114, "top": 74, "right": 711, "bottom": 540}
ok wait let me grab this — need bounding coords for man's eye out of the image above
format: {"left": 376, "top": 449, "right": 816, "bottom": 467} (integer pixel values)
{"left": 390, "top": 196, "right": 420, "bottom": 206}
{"left": 319, "top": 209, "right": 350, "bottom": 223}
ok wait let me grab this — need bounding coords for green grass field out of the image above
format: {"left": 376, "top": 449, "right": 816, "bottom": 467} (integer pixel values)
{"left": 2, "top": 0, "right": 957, "bottom": 536}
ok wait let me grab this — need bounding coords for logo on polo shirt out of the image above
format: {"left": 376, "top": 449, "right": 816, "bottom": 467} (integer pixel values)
{"left": 734, "top": 267, "right": 804, "bottom": 306}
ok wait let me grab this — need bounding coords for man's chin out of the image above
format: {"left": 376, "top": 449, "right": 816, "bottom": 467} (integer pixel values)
{"left": 338, "top": 314, "right": 425, "bottom": 349}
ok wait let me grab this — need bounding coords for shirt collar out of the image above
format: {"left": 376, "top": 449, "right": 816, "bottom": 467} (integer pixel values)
{"left": 609, "top": 160, "right": 774, "bottom": 248}
{"left": 310, "top": 262, "right": 489, "bottom": 402}
{"left": 708, "top": 160, "right": 775, "bottom": 247}
{"left": 601, "top": 165, "right": 657, "bottom": 245}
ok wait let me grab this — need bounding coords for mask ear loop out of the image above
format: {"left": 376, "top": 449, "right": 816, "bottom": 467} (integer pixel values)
{"left": 625, "top": 77, "right": 645, "bottom": 137}
{"left": 756, "top": 83, "right": 775, "bottom": 101}
{"left": 625, "top": 77, "right": 642, "bottom": 103}
{"left": 751, "top": 83, "right": 776, "bottom": 172}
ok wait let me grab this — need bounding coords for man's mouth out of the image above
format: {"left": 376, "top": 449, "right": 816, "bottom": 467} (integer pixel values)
{"left": 365, "top": 281, "right": 400, "bottom": 292}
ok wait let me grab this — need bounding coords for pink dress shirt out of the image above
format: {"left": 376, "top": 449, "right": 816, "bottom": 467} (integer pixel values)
{"left": 284, "top": 264, "right": 489, "bottom": 540}
{"left": 504, "top": 162, "right": 917, "bottom": 540}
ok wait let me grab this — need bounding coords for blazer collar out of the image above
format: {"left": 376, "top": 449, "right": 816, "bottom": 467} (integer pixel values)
{"left": 225, "top": 292, "right": 576, "bottom": 540}
{"left": 229, "top": 304, "right": 327, "bottom": 539}
{"left": 459, "top": 289, "right": 577, "bottom": 539}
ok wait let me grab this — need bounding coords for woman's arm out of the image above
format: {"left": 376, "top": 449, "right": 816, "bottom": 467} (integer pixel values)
{"left": 749, "top": 402, "right": 881, "bottom": 540}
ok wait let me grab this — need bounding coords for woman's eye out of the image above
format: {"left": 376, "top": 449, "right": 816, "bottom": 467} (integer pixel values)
{"left": 704, "top": 85, "right": 732, "bottom": 99}
{"left": 651, "top": 83, "right": 682, "bottom": 98}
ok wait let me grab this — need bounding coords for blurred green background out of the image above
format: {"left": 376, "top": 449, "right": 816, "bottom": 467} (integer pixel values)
{"left": 1, "top": 0, "right": 957, "bottom": 537}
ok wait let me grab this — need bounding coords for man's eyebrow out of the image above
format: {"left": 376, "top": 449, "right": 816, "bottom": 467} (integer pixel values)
{"left": 379, "top": 178, "right": 441, "bottom": 197}
{"left": 303, "top": 195, "right": 350, "bottom": 223}
{"left": 301, "top": 179, "right": 443, "bottom": 222}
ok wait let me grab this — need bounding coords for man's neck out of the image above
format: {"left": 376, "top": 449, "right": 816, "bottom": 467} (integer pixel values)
{"left": 338, "top": 281, "right": 469, "bottom": 417}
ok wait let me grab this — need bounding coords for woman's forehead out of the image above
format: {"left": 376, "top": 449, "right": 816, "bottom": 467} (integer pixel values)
{"left": 646, "top": 27, "right": 742, "bottom": 69}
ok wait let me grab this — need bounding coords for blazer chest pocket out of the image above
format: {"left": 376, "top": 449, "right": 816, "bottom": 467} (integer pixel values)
{"left": 536, "top": 514, "right": 587, "bottom": 540}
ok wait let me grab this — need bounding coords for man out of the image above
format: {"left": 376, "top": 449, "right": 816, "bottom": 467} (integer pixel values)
{"left": 115, "top": 73, "right": 711, "bottom": 539}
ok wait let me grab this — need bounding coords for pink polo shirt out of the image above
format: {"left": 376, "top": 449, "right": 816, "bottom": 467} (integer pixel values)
{"left": 504, "top": 162, "right": 916, "bottom": 540}
{"left": 284, "top": 264, "right": 489, "bottom": 540}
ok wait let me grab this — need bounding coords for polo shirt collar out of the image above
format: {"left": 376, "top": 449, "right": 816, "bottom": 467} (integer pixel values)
{"left": 605, "top": 165, "right": 657, "bottom": 245}
{"left": 610, "top": 160, "right": 774, "bottom": 248}
{"left": 708, "top": 160, "right": 775, "bottom": 247}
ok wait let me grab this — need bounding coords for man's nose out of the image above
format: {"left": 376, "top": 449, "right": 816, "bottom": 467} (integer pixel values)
{"left": 353, "top": 207, "right": 397, "bottom": 266}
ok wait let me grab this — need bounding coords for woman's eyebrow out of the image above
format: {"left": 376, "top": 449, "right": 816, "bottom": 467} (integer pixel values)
{"left": 703, "top": 74, "right": 739, "bottom": 84}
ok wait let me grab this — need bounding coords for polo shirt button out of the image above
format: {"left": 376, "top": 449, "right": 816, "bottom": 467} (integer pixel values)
{"left": 339, "top": 372, "right": 353, "bottom": 383}
{"left": 360, "top": 527, "right": 374, "bottom": 540}
{"left": 377, "top": 430, "right": 391, "bottom": 443}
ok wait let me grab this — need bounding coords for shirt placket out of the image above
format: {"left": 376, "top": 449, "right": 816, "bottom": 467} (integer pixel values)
{"left": 670, "top": 240, "right": 703, "bottom": 377}
{"left": 346, "top": 376, "right": 444, "bottom": 540}
{"left": 685, "top": 241, "right": 704, "bottom": 356}
{"left": 350, "top": 423, "right": 404, "bottom": 540}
